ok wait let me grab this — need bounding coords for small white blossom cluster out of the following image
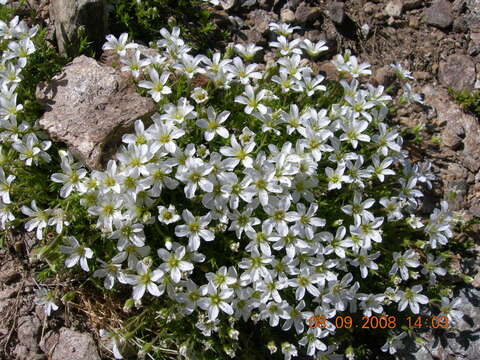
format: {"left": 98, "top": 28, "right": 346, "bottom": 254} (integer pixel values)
{"left": 4, "top": 12, "right": 462, "bottom": 359}
{"left": 0, "top": 15, "right": 55, "bottom": 231}
{"left": 50, "top": 24, "right": 460, "bottom": 358}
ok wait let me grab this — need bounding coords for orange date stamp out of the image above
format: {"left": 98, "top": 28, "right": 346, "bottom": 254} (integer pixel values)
{"left": 306, "top": 315, "right": 449, "bottom": 329}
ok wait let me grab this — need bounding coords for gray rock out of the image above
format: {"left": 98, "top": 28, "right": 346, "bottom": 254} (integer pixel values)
{"left": 50, "top": 0, "right": 108, "bottom": 56}
{"left": 327, "top": 2, "right": 345, "bottom": 25}
{"left": 424, "top": 0, "right": 453, "bottom": 29}
{"left": 442, "top": 163, "right": 469, "bottom": 210}
{"left": 295, "top": 3, "right": 321, "bottom": 25}
{"left": 402, "top": 285, "right": 480, "bottom": 360}
{"left": 468, "top": 32, "right": 480, "bottom": 56}
{"left": 403, "top": 0, "right": 424, "bottom": 11}
{"left": 363, "top": 2, "right": 379, "bottom": 14}
{"left": 238, "top": 28, "right": 265, "bottom": 45}
{"left": 280, "top": 8, "right": 295, "bottom": 23}
{"left": 438, "top": 53, "right": 476, "bottom": 92}
{"left": 219, "top": 0, "right": 235, "bottom": 10}
{"left": 423, "top": 86, "right": 480, "bottom": 174}
{"left": 283, "top": 0, "right": 301, "bottom": 10}
{"left": 51, "top": 328, "right": 100, "bottom": 360}
{"left": 373, "top": 65, "right": 396, "bottom": 87}
{"left": 385, "top": 0, "right": 403, "bottom": 18}
{"left": 246, "top": 9, "right": 277, "bottom": 35}
{"left": 17, "top": 315, "right": 41, "bottom": 353}
{"left": 36, "top": 56, "right": 156, "bottom": 170}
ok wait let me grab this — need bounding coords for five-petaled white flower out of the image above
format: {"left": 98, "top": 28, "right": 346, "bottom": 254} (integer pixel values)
{"left": 60, "top": 236, "right": 93, "bottom": 272}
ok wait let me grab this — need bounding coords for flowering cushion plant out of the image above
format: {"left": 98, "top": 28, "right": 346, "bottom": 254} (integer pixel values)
{"left": 0, "top": 7, "right": 468, "bottom": 360}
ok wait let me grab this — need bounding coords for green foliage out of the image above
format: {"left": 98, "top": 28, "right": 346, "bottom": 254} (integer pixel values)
{"left": 108, "top": 0, "right": 230, "bottom": 52}
{"left": 63, "top": 25, "right": 97, "bottom": 59}
{"left": 16, "top": 28, "right": 68, "bottom": 123}
{"left": 449, "top": 89, "right": 480, "bottom": 116}
{"left": 0, "top": 3, "right": 14, "bottom": 21}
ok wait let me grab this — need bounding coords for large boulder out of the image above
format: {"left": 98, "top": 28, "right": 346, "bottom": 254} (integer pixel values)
{"left": 50, "top": 0, "right": 108, "bottom": 56}
{"left": 36, "top": 55, "right": 156, "bottom": 170}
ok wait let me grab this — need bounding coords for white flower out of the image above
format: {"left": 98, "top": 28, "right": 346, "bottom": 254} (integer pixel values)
{"left": 158, "top": 204, "right": 181, "bottom": 224}
{"left": 228, "top": 207, "right": 260, "bottom": 239}
{"left": 99, "top": 329, "right": 125, "bottom": 359}
{"left": 300, "top": 39, "right": 328, "bottom": 57}
{"left": 325, "top": 163, "right": 349, "bottom": 191}
{"left": 0, "top": 166, "right": 15, "bottom": 203}
{"left": 161, "top": 97, "right": 197, "bottom": 123}
{"left": 298, "top": 327, "right": 328, "bottom": 356}
{"left": 158, "top": 246, "right": 194, "bottom": 283}
{"left": 281, "top": 342, "right": 298, "bottom": 360}
{"left": 147, "top": 118, "right": 185, "bottom": 154}
{"left": 126, "top": 260, "right": 165, "bottom": 300}
{"left": 175, "top": 157, "right": 213, "bottom": 198}
{"left": 259, "top": 300, "right": 290, "bottom": 327}
{"left": 289, "top": 267, "right": 321, "bottom": 300}
{"left": 109, "top": 219, "right": 145, "bottom": 249}
{"left": 381, "top": 332, "right": 407, "bottom": 355}
{"left": 138, "top": 68, "right": 171, "bottom": 102}
{"left": 256, "top": 270, "right": 287, "bottom": 303}
{"left": 204, "top": 267, "right": 237, "bottom": 292}
{"left": 196, "top": 106, "right": 230, "bottom": 141}
{"left": 191, "top": 87, "right": 209, "bottom": 103}
{"left": 263, "top": 196, "right": 298, "bottom": 237}
{"left": 268, "top": 22, "right": 301, "bottom": 37}
{"left": 220, "top": 135, "right": 255, "bottom": 169}
{"left": 421, "top": 254, "right": 446, "bottom": 284}
{"left": 269, "top": 36, "right": 302, "bottom": 56}
{"left": 0, "top": 200, "right": 15, "bottom": 230}
{"left": 60, "top": 236, "right": 93, "bottom": 272}
{"left": 225, "top": 56, "right": 262, "bottom": 85}
{"left": 234, "top": 85, "right": 268, "bottom": 115}
{"left": 120, "top": 50, "right": 151, "bottom": 78}
{"left": 397, "top": 285, "right": 429, "bottom": 314}
{"left": 33, "top": 287, "right": 59, "bottom": 316}
{"left": 47, "top": 208, "right": 70, "bottom": 234}
{"left": 102, "top": 33, "right": 138, "bottom": 57}
{"left": 389, "top": 249, "right": 420, "bottom": 281}
{"left": 198, "top": 282, "right": 234, "bottom": 321}
{"left": 93, "top": 253, "right": 128, "bottom": 289}
{"left": 173, "top": 53, "right": 207, "bottom": 79}
{"left": 176, "top": 280, "right": 202, "bottom": 315}
{"left": 234, "top": 43, "right": 262, "bottom": 60}
{"left": 401, "top": 83, "right": 423, "bottom": 104}
{"left": 341, "top": 191, "right": 375, "bottom": 226}
{"left": 357, "top": 293, "right": 385, "bottom": 317}
{"left": 239, "top": 248, "right": 272, "bottom": 283}
{"left": 7, "top": 38, "right": 36, "bottom": 67}
{"left": 12, "top": 133, "right": 51, "bottom": 166}
{"left": 350, "top": 249, "right": 380, "bottom": 278}
{"left": 389, "top": 62, "right": 414, "bottom": 80}
{"left": 21, "top": 200, "right": 49, "bottom": 239}
{"left": 175, "top": 209, "right": 214, "bottom": 251}
{"left": 51, "top": 157, "right": 87, "bottom": 197}
{"left": 439, "top": 297, "right": 464, "bottom": 326}
{"left": 339, "top": 116, "right": 370, "bottom": 149}
{"left": 320, "top": 226, "right": 350, "bottom": 258}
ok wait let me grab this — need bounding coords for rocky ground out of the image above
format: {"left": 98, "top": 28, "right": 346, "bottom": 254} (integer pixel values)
{"left": 2, "top": 0, "right": 480, "bottom": 359}
{"left": 0, "top": 232, "right": 103, "bottom": 360}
